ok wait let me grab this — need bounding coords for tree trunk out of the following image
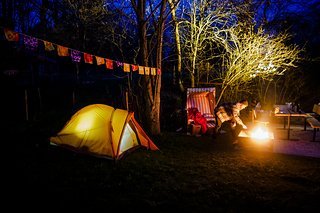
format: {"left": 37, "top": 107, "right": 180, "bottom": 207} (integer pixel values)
{"left": 168, "top": 0, "right": 183, "bottom": 92}
{"left": 135, "top": 0, "right": 152, "bottom": 133}
{"left": 151, "top": 0, "right": 167, "bottom": 135}
{"left": 133, "top": 0, "right": 167, "bottom": 135}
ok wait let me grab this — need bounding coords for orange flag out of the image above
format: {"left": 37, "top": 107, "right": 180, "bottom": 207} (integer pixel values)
{"left": 43, "top": 41, "right": 55, "bottom": 51}
{"left": 123, "top": 63, "right": 130, "bottom": 72}
{"left": 106, "top": 59, "right": 113, "bottom": 69}
{"left": 4, "top": 28, "right": 19, "bottom": 41}
{"left": 138, "top": 66, "right": 145, "bottom": 75}
{"left": 57, "top": 45, "right": 69, "bottom": 56}
{"left": 95, "top": 56, "right": 105, "bottom": 65}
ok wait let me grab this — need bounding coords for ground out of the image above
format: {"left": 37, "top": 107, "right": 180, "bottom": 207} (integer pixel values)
{"left": 6, "top": 115, "right": 320, "bottom": 212}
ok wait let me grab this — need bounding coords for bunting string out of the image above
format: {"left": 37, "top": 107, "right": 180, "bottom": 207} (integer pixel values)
{"left": 2, "top": 27, "right": 161, "bottom": 75}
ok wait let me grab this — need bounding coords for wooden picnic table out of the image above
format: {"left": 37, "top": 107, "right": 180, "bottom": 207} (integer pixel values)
{"left": 274, "top": 105, "right": 308, "bottom": 140}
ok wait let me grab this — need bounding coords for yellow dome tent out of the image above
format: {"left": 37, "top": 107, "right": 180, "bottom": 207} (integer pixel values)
{"left": 50, "top": 104, "right": 159, "bottom": 160}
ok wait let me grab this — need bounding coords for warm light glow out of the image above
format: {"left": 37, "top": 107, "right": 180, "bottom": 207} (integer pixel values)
{"left": 251, "top": 126, "right": 270, "bottom": 141}
{"left": 75, "top": 112, "right": 96, "bottom": 131}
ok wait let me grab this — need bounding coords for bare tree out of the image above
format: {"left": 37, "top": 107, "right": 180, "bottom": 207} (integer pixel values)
{"left": 130, "top": 0, "right": 169, "bottom": 135}
{"left": 60, "top": 0, "right": 170, "bottom": 135}
{"left": 176, "top": 0, "right": 301, "bottom": 105}
{"left": 179, "top": 0, "right": 234, "bottom": 87}
{"left": 215, "top": 24, "right": 301, "bottom": 104}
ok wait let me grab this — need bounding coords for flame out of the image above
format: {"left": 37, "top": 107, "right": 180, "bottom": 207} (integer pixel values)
{"left": 251, "top": 126, "right": 270, "bottom": 140}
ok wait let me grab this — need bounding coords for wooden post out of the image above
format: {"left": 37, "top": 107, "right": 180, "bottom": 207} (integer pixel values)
{"left": 125, "top": 91, "right": 129, "bottom": 111}
{"left": 25, "top": 89, "right": 29, "bottom": 121}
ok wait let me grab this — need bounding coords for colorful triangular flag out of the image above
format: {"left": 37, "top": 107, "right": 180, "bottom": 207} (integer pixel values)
{"left": 71, "top": 49, "right": 81, "bottom": 62}
{"left": 131, "top": 65, "right": 139, "bottom": 72}
{"left": 123, "top": 63, "right": 130, "bottom": 72}
{"left": 138, "top": 66, "right": 145, "bottom": 75}
{"left": 43, "top": 40, "right": 55, "bottom": 51}
{"left": 84, "top": 53, "right": 93, "bottom": 64}
{"left": 57, "top": 45, "right": 69, "bottom": 56}
{"left": 106, "top": 59, "right": 114, "bottom": 69}
{"left": 95, "top": 56, "right": 105, "bottom": 65}
{"left": 115, "top": 61, "right": 123, "bottom": 67}
{"left": 145, "top": 67, "right": 150, "bottom": 75}
{"left": 151, "top": 68, "right": 156, "bottom": 75}
{"left": 23, "top": 35, "right": 39, "bottom": 51}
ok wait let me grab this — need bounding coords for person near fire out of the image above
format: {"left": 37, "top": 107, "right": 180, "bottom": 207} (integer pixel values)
{"left": 214, "top": 99, "right": 249, "bottom": 146}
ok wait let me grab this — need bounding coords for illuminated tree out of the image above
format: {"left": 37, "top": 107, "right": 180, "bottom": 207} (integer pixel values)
{"left": 176, "top": 0, "right": 301, "bottom": 105}
{"left": 168, "top": 0, "right": 184, "bottom": 91}
{"left": 179, "top": 0, "right": 234, "bottom": 87}
{"left": 215, "top": 24, "right": 301, "bottom": 105}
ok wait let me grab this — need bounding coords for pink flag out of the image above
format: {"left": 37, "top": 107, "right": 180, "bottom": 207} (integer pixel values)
{"left": 71, "top": 50, "right": 81, "bottom": 62}
{"left": 23, "top": 35, "right": 38, "bottom": 51}
{"left": 115, "top": 61, "right": 123, "bottom": 67}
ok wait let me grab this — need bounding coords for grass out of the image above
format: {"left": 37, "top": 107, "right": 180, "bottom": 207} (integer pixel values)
{"left": 7, "top": 115, "right": 320, "bottom": 212}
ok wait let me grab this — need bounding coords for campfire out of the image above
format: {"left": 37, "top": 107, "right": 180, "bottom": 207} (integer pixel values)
{"left": 250, "top": 126, "right": 273, "bottom": 143}
{"left": 239, "top": 123, "right": 274, "bottom": 146}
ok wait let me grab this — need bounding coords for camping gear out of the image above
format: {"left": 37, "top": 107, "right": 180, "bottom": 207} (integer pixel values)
{"left": 50, "top": 104, "right": 159, "bottom": 160}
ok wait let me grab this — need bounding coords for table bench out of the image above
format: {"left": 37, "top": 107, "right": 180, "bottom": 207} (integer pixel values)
{"left": 274, "top": 105, "right": 308, "bottom": 140}
{"left": 306, "top": 104, "right": 320, "bottom": 141}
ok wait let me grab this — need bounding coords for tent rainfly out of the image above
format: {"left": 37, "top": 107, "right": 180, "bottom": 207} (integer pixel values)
{"left": 50, "top": 104, "right": 159, "bottom": 160}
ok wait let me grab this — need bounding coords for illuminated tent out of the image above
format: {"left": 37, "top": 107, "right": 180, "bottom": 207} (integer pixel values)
{"left": 50, "top": 104, "right": 159, "bottom": 160}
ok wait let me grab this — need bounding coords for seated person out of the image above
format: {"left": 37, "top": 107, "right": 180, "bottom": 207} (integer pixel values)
{"left": 188, "top": 108, "right": 208, "bottom": 134}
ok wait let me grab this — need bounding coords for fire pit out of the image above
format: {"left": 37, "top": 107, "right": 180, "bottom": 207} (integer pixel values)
{"left": 238, "top": 124, "right": 274, "bottom": 150}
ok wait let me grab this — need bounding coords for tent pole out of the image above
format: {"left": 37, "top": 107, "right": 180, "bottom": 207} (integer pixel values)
{"left": 125, "top": 91, "right": 129, "bottom": 111}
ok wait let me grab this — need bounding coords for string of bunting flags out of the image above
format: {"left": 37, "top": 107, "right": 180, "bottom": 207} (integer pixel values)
{"left": 2, "top": 28, "right": 161, "bottom": 75}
